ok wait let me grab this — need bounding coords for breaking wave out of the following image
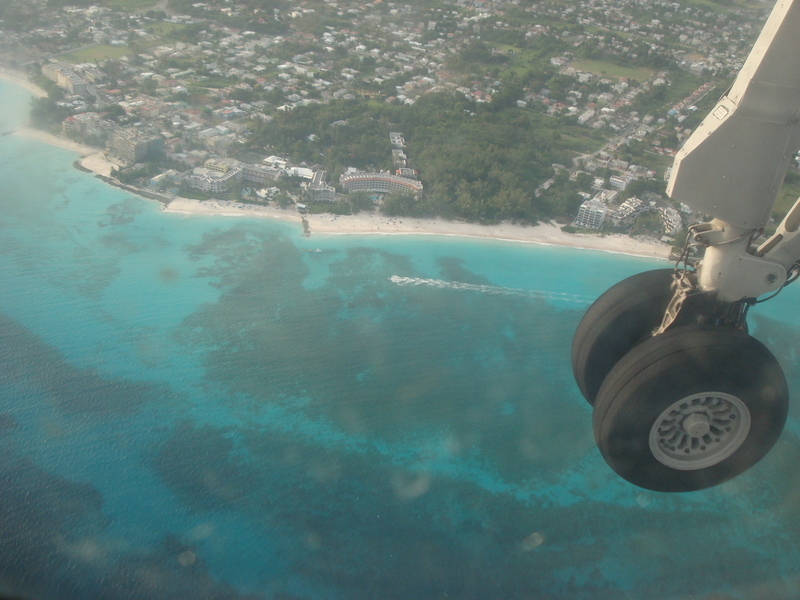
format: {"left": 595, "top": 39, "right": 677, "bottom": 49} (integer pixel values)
{"left": 389, "top": 275, "right": 592, "bottom": 304}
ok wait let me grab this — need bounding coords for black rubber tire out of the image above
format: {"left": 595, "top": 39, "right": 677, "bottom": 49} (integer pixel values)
{"left": 593, "top": 325, "right": 788, "bottom": 492}
{"left": 572, "top": 269, "right": 675, "bottom": 405}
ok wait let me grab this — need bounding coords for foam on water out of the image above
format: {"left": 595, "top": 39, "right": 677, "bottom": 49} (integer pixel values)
{"left": 389, "top": 274, "right": 594, "bottom": 304}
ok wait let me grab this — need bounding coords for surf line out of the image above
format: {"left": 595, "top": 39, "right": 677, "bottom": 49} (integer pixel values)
{"left": 389, "top": 275, "right": 592, "bottom": 304}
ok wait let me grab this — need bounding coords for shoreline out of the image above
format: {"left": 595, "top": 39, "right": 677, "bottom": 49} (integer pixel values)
{"left": 13, "top": 126, "right": 122, "bottom": 178}
{"left": 3, "top": 76, "right": 671, "bottom": 260}
{"left": 163, "top": 198, "right": 671, "bottom": 259}
{"left": 0, "top": 67, "right": 47, "bottom": 98}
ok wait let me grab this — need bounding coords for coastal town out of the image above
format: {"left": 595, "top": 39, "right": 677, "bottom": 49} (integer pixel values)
{"left": 0, "top": 0, "right": 787, "bottom": 252}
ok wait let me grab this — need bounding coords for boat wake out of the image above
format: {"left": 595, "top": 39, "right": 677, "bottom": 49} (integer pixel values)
{"left": 389, "top": 275, "right": 592, "bottom": 304}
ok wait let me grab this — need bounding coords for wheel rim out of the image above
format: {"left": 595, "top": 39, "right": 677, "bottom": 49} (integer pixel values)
{"left": 649, "top": 392, "right": 751, "bottom": 471}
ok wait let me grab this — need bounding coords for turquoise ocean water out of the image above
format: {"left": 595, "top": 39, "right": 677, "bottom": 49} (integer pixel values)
{"left": 2, "top": 78, "right": 800, "bottom": 599}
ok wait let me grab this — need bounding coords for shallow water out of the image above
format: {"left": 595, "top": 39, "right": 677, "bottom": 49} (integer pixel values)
{"left": 2, "top": 79, "right": 800, "bottom": 600}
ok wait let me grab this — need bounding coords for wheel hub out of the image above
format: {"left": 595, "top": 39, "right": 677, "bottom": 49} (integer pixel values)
{"left": 682, "top": 413, "right": 710, "bottom": 437}
{"left": 649, "top": 392, "right": 751, "bottom": 471}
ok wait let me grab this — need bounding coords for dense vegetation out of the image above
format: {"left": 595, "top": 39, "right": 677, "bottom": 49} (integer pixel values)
{"left": 248, "top": 92, "right": 596, "bottom": 224}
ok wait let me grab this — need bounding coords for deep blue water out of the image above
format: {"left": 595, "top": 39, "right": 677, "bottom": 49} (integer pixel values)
{"left": 2, "top": 78, "right": 800, "bottom": 599}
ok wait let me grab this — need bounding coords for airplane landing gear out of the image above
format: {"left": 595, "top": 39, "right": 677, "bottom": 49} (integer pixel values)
{"left": 569, "top": 0, "right": 800, "bottom": 491}
{"left": 572, "top": 269, "right": 789, "bottom": 492}
{"left": 591, "top": 325, "right": 787, "bottom": 492}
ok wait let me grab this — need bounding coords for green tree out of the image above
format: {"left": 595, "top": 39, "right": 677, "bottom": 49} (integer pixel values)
{"left": 29, "top": 96, "right": 70, "bottom": 131}
{"left": 632, "top": 211, "right": 664, "bottom": 235}
{"left": 347, "top": 191, "right": 375, "bottom": 214}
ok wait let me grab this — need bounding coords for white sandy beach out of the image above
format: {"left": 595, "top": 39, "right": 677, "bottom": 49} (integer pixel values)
{"left": 164, "top": 198, "right": 672, "bottom": 259}
{"left": 14, "top": 126, "right": 121, "bottom": 176}
{"left": 0, "top": 68, "right": 671, "bottom": 259}
{"left": 16, "top": 125, "right": 95, "bottom": 155}
{"left": 0, "top": 67, "right": 46, "bottom": 98}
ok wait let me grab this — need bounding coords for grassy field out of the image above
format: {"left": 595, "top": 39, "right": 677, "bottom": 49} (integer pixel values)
{"left": 682, "top": 0, "right": 756, "bottom": 13}
{"left": 556, "top": 127, "right": 608, "bottom": 156}
{"left": 145, "top": 22, "right": 187, "bottom": 37}
{"left": 570, "top": 59, "right": 654, "bottom": 82}
{"left": 494, "top": 44, "right": 549, "bottom": 80}
{"left": 61, "top": 44, "right": 129, "bottom": 63}
{"left": 564, "top": 133, "right": 605, "bottom": 153}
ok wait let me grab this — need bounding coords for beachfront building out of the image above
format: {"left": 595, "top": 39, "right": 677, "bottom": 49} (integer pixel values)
{"left": 111, "top": 128, "right": 164, "bottom": 163}
{"left": 42, "top": 62, "right": 88, "bottom": 96}
{"left": 204, "top": 157, "right": 240, "bottom": 174}
{"left": 186, "top": 165, "right": 243, "bottom": 194}
{"left": 573, "top": 197, "right": 608, "bottom": 229}
{"left": 304, "top": 170, "right": 336, "bottom": 202}
{"left": 340, "top": 172, "right": 423, "bottom": 196}
{"left": 306, "top": 181, "right": 336, "bottom": 202}
{"left": 612, "top": 197, "right": 644, "bottom": 225}
{"left": 241, "top": 163, "right": 285, "bottom": 185}
{"left": 660, "top": 205, "right": 683, "bottom": 235}
{"left": 62, "top": 112, "right": 101, "bottom": 136}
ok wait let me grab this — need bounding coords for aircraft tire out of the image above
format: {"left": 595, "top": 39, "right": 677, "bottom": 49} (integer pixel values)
{"left": 593, "top": 325, "right": 788, "bottom": 492}
{"left": 572, "top": 269, "right": 675, "bottom": 405}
